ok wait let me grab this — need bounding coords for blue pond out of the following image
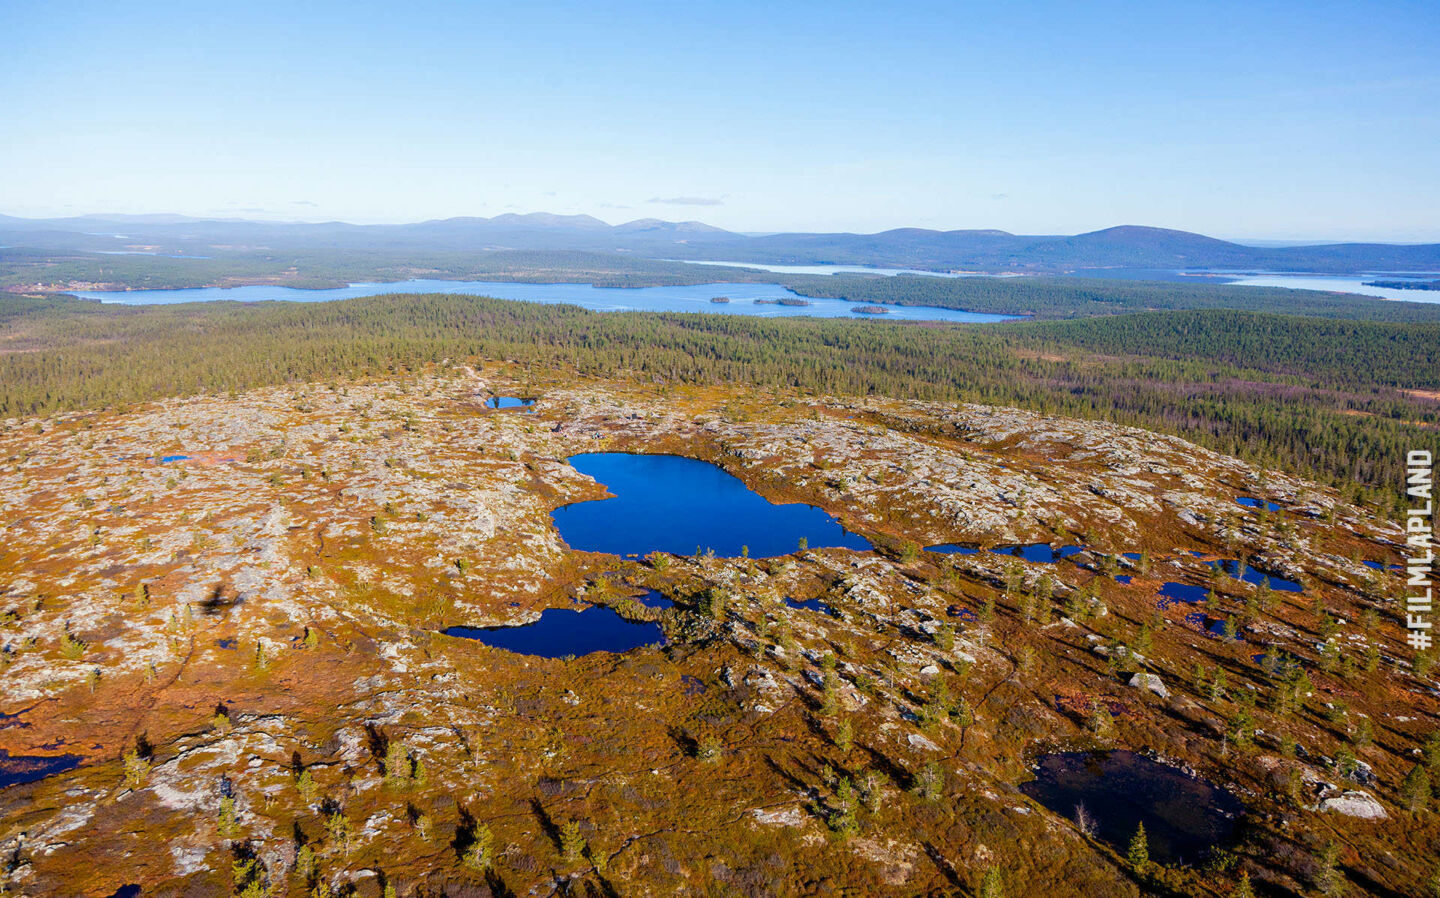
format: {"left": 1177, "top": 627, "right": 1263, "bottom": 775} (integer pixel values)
{"left": 925, "top": 544, "right": 980, "bottom": 556}
{"left": 1157, "top": 582, "right": 1211, "bottom": 608}
{"left": 73, "top": 279, "right": 1020, "bottom": 323}
{"left": 785, "top": 597, "right": 838, "bottom": 617}
{"left": 1021, "top": 750, "right": 1244, "bottom": 866}
{"left": 444, "top": 604, "right": 664, "bottom": 657}
{"left": 634, "top": 589, "right": 674, "bottom": 609}
{"left": 1209, "top": 559, "right": 1302, "bottom": 592}
{"left": 992, "top": 544, "right": 1083, "bottom": 563}
{"left": 0, "top": 749, "right": 82, "bottom": 789}
{"left": 487, "top": 396, "right": 535, "bottom": 409}
{"left": 552, "top": 453, "right": 872, "bottom": 558}
{"left": 1236, "top": 497, "right": 1283, "bottom": 511}
{"left": 1114, "top": 575, "right": 1133, "bottom": 584}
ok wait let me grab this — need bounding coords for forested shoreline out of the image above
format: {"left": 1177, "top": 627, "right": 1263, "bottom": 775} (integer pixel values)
{"left": 2, "top": 292, "right": 1434, "bottom": 499}
{"left": 8, "top": 245, "right": 1440, "bottom": 323}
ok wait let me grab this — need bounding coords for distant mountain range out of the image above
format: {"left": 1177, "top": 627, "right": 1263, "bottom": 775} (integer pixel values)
{"left": 2, "top": 212, "right": 1437, "bottom": 274}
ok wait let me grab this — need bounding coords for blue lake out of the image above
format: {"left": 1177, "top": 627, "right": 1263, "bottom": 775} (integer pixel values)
{"left": 680, "top": 260, "right": 973, "bottom": 278}
{"left": 552, "top": 453, "right": 873, "bottom": 558}
{"left": 688, "top": 261, "right": 1440, "bottom": 303}
{"left": 72, "top": 279, "right": 1019, "bottom": 323}
{"left": 1065, "top": 268, "right": 1440, "bottom": 302}
{"left": 924, "top": 544, "right": 980, "bottom": 556}
{"left": 444, "top": 604, "right": 664, "bottom": 657}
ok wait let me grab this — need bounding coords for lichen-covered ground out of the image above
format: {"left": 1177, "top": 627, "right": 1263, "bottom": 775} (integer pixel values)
{"left": 0, "top": 367, "right": 1434, "bottom": 897}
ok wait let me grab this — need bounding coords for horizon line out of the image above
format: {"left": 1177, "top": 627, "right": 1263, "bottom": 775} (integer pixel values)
{"left": 3, "top": 210, "right": 1437, "bottom": 247}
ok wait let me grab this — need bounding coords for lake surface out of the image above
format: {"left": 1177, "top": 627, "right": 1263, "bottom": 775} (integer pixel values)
{"left": 72, "top": 279, "right": 1019, "bottom": 322}
{"left": 444, "top": 604, "right": 664, "bottom": 657}
{"left": 1021, "top": 750, "right": 1245, "bottom": 866}
{"left": 1222, "top": 272, "right": 1440, "bottom": 302}
{"left": 1065, "top": 268, "right": 1440, "bottom": 301}
{"left": 687, "top": 261, "right": 1440, "bottom": 302}
{"left": 552, "top": 453, "right": 873, "bottom": 558}
{"left": 681, "top": 260, "right": 976, "bottom": 278}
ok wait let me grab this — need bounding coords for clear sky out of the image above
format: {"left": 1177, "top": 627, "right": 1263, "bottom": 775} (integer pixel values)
{"left": 2, "top": 0, "right": 1437, "bottom": 240}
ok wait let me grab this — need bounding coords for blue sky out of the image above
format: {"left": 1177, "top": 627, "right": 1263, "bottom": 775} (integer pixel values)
{"left": 2, "top": 0, "right": 1437, "bottom": 240}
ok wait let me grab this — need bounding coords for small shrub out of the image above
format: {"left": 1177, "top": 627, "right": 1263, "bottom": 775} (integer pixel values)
{"left": 59, "top": 631, "right": 87, "bottom": 660}
{"left": 123, "top": 748, "right": 150, "bottom": 788}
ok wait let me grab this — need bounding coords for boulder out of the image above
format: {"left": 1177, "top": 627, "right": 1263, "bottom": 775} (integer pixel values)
{"left": 1128, "top": 672, "right": 1169, "bottom": 699}
{"left": 1319, "top": 790, "right": 1387, "bottom": 819}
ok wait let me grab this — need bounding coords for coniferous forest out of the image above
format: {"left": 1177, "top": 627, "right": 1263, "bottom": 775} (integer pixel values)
{"left": 2, "top": 290, "right": 1434, "bottom": 500}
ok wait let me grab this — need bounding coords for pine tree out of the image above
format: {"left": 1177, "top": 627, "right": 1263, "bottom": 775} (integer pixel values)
{"left": 1233, "top": 870, "right": 1255, "bottom": 898}
{"left": 1315, "top": 841, "right": 1344, "bottom": 897}
{"left": 1127, "top": 821, "right": 1150, "bottom": 874}
{"left": 1402, "top": 763, "right": 1432, "bottom": 812}
{"left": 979, "top": 867, "right": 1004, "bottom": 898}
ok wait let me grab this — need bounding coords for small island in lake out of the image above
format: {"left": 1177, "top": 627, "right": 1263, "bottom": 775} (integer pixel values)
{"left": 753, "top": 297, "right": 812, "bottom": 306}
{"left": 851, "top": 304, "right": 890, "bottom": 314}
{"left": 1364, "top": 279, "right": 1440, "bottom": 291}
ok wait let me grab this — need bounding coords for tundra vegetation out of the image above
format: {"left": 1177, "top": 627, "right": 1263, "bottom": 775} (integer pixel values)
{"left": 0, "top": 284, "right": 1434, "bottom": 896}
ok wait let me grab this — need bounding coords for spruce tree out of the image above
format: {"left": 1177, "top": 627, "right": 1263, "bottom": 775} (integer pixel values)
{"left": 979, "top": 867, "right": 1004, "bottom": 898}
{"left": 1402, "top": 763, "right": 1432, "bottom": 812}
{"left": 1127, "top": 821, "right": 1150, "bottom": 874}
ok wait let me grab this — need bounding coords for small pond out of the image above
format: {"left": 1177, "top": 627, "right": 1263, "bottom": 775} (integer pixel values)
{"left": 1021, "top": 750, "right": 1245, "bottom": 866}
{"left": 1157, "top": 582, "right": 1211, "bottom": 608}
{"left": 487, "top": 396, "right": 535, "bottom": 409}
{"left": 633, "top": 589, "right": 673, "bottom": 610}
{"left": 0, "top": 749, "right": 82, "bottom": 789}
{"left": 1236, "top": 497, "right": 1283, "bottom": 511}
{"left": 992, "top": 544, "right": 1083, "bottom": 563}
{"left": 552, "top": 453, "right": 873, "bottom": 558}
{"left": 444, "top": 604, "right": 664, "bottom": 657}
{"left": 924, "top": 544, "right": 979, "bottom": 556}
{"left": 785, "top": 597, "right": 838, "bottom": 617}
{"left": 1209, "top": 559, "right": 1302, "bottom": 592}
